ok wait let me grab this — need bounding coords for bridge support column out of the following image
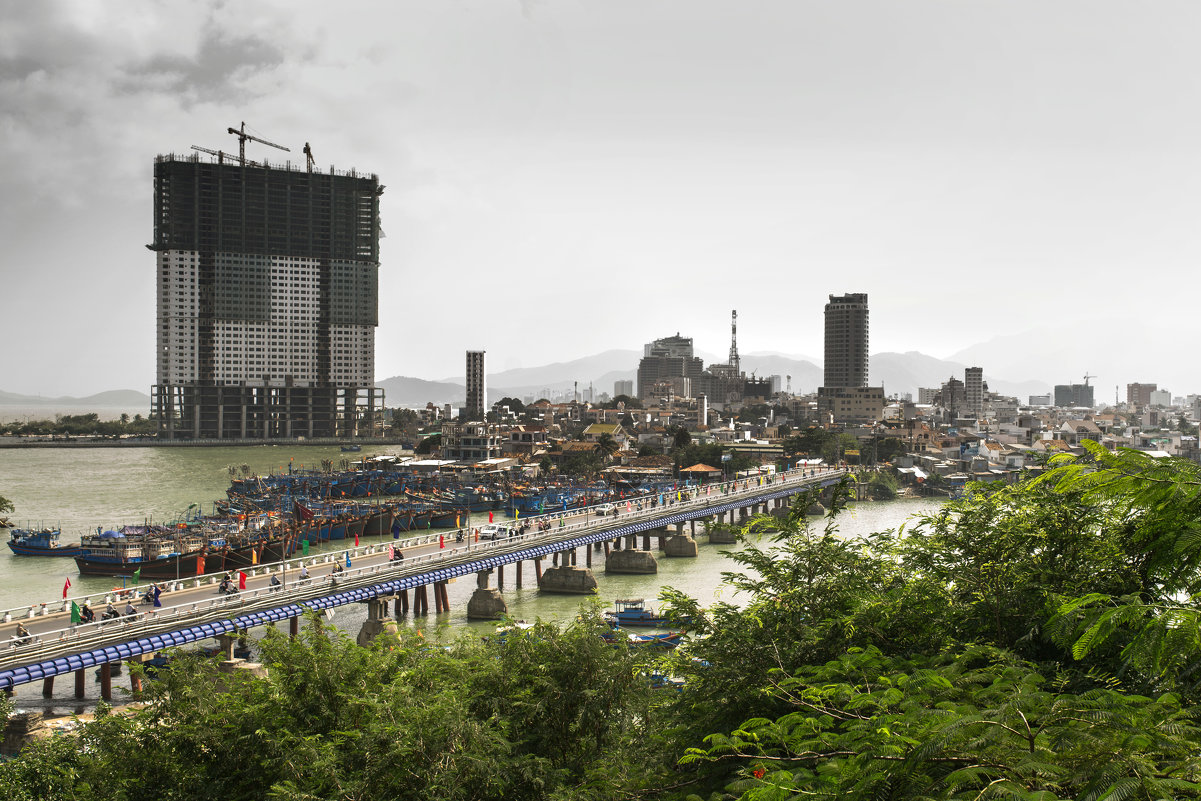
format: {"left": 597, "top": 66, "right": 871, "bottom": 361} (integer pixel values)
{"left": 708, "top": 517, "right": 737, "bottom": 544}
{"left": 467, "top": 570, "right": 507, "bottom": 620}
{"left": 414, "top": 585, "right": 429, "bottom": 616}
{"left": 41, "top": 676, "right": 53, "bottom": 699}
{"left": 99, "top": 663, "right": 112, "bottom": 702}
{"left": 129, "top": 664, "right": 143, "bottom": 695}
{"left": 570, "top": 548, "right": 577, "bottom": 566}
{"left": 433, "top": 582, "right": 445, "bottom": 613}
{"left": 358, "top": 596, "right": 399, "bottom": 646}
{"left": 665, "top": 529, "right": 699, "bottom": 557}
{"left": 497, "top": 564, "right": 505, "bottom": 591}
{"left": 539, "top": 557, "right": 599, "bottom": 594}
{"left": 75, "top": 668, "right": 86, "bottom": 699}
{"left": 586, "top": 546, "right": 592, "bottom": 568}
{"left": 439, "top": 582, "right": 450, "bottom": 612}
{"left": 217, "top": 634, "right": 238, "bottom": 660}
{"left": 606, "top": 538, "right": 658, "bottom": 574}
{"left": 395, "top": 591, "right": 409, "bottom": 618}
{"left": 290, "top": 616, "right": 300, "bottom": 637}
{"left": 534, "top": 556, "right": 543, "bottom": 584}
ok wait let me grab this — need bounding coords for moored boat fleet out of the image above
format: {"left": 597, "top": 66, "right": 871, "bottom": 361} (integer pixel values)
{"left": 4, "top": 459, "right": 690, "bottom": 580}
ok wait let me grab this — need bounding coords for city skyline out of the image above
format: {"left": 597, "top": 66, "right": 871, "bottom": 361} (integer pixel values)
{"left": 3, "top": 2, "right": 1200, "bottom": 397}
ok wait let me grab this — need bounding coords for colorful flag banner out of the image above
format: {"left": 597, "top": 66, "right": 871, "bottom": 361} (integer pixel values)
{"left": 344, "top": 552, "right": 352, "bottom": 568}
{"left": 70, "top": 601, "right": 80, "bottom": 623}
{"left": 132, "top": 567, "right": 142, "bottom": 585}
{"left": 301, "top": 539, "right": 310, "bottom": 556}
{"left": 238, "top": 571, "right": 247, "bottom": 590}
{"left": 62, "top": 577, "right": 71, "bottom": 598}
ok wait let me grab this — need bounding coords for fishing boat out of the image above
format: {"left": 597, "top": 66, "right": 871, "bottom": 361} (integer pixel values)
{"left": 604, "top": 598, "right": 680, "bottom": 628}
{"left": 7, "top": 527, "right": 85, "bottom": 557}
{"left": 73, "top": 526, "right": 217, "bottom": 579}
{"left": 599, "top": 630, "right": 684, "bottom": 649}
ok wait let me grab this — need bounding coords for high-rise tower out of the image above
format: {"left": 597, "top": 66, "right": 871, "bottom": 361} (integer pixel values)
{"left": 465, "top": 350, "right": 487, "bottom": 421}
{"left": 823, "top": 293, "right": 869, "bottom": 388}
{"left": 149, "top": 149, "right": 384, "bottom": 440}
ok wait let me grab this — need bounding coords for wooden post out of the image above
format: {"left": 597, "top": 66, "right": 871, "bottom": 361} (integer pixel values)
{"left": 75, "top": 668, "right": 86, "bottom": 699}
{"left": 100, "top": 663, "right": 112, "bottom": 702}
{"left": 42, "top": 675, "right": 54, "bottom": 699}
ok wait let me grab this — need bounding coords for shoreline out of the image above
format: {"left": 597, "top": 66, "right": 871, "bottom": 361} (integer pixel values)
{"left": 0, "top": 437, "right": 409, "bottom": 449}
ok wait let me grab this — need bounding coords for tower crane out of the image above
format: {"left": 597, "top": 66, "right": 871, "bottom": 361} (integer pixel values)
{"left": 190, "top": 144, "right": 259, "bottom": 167}
{"left": 226, "top": 121, "right": 290, "bottom": 166}
{"left": 303, "top": 142, "right": 315, "bottom": 172}
{"left": 1083, "top": 373, "right": 1097, "bottom": 386}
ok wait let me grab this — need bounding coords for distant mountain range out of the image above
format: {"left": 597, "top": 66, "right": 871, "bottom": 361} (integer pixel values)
{"left": 0, "top": 350, "right": 1059, "bottom": 413}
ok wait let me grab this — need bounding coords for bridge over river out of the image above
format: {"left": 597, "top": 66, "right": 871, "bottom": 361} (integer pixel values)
{"left": 0, "top": 467, "right": 848, "bottom": 699}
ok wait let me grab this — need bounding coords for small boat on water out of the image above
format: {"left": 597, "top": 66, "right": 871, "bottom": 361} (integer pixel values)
{"left": 604, "top": 598, "right": 680, "bottom": 628}
{"left": 7, "top": 528, "right": 85, "bottom": 557}
{"left": 340, "top": 444, "right": 362, "bottom": 453}
{"left": 599, "top": 630, "right": 684, "bottom": 649}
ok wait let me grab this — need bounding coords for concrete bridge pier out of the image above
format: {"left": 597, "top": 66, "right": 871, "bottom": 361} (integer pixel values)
{"left": 606, "top": 536, "right": 658, "bottom": 574}
{"left": 99, "top": 663, "right": 112, "bottom": 702}
{"left": 358, "top": 596, "right": 399, "bottom": 646}
{"left": 540, "top": 550, "right": 599, "bottom": 594}
{"left": 414, "top": 585, "right": 429, "bottom": 616}
{"left": 497, "top": 563, "right": 505, "bottom": 591}
{"left": 394, "top": 591, "right": 409, "bottom": 619}
{"left": 466, "top": 570, "right": 507, "bottom": 620}
{"left": 707, "top": 516, "right": 738, "bottom": 544}
{"left": 290, "top": 615, "right": 301, "bottom": 637}
{"left": 665, "top": 523, "right": 698, "bottom": 557}
{"left": 75, "top": 667, "right": 86, "bottom": 699}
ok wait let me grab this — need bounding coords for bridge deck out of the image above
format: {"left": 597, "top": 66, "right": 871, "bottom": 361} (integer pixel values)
{"left": 0, "top": 468, "right": 847, "bottom": 689}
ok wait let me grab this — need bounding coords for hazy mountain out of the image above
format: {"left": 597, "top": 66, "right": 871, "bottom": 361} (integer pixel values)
{"left": 375, "top": 376, "right": 466, "bottom": 407}
{"left": 440, "top": 349, "right": 641, "bottom": 390}
{"left": 0, "top": 389, "right": 150, "bottom": 406}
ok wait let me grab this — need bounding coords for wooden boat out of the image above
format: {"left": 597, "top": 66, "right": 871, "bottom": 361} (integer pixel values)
{"left": 604, "top": 598, "right": 678, "bottom": 628}
{"left": 7, "top": 527, "right": 84, "bottom": 557}
{"left": 599, "top": 631, "right": 684, "bottom": 649}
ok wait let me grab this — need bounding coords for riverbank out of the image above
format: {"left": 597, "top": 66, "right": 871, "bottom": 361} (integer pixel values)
{"left": 0, "top": 436, "right": 409, "bottom": 449}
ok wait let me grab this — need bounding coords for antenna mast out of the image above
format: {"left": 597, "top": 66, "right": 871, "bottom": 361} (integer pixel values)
{"left": 728, "top": 310, "right": 740, "bottom": 375}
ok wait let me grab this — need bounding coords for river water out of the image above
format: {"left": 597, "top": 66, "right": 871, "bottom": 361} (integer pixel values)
{"left": 0, "top": 445, "right": 941, "bottom": 710}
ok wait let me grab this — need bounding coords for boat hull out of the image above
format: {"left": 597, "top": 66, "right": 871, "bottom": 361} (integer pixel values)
{"left": 74, "top": 551, "right": 214, "bottom": 579}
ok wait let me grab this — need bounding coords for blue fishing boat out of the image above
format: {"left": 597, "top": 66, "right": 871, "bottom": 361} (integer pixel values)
{"left": 604, "top": 598, "right": 680, "bottom": 628}
{"left": 7, "top": 528, "right": 84, "bottom": 557}
{"left": 599, "top": 630, "right": 684, "bottom": 649}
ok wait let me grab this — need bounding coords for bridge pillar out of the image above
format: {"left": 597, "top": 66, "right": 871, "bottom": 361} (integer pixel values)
{"left": 534, "top": 556, "right": 544, "bottom": 584}
{"left": 497, "top": 564, "right": 505, "bottom": 591}
{"left": 357, "top": 596, "right": 399, "bottom": 646}
{"left": 217, "top": 634, "right": 238, "bottom": 660}
{"left": 539, "top": 561, "right": 599, "bottom": 594}
{"left": 586, "top": 546, "right": 592, "bottom": 568}
{"left": 439, "top": 582, "right": 450, "bottom": 612}
{"left": 41, "top": 676, "right": 53, "bottom": 699}
{"left": 433, "top": 583, "right": 444, "bottom": 613}
{"left": 74, "top": 667, "right": 86, "bottom": 699}
{"left": 570, "top": 548, "right": 577, "bottom": 567}
{"left": 290, "top": 616, "right": 300, "bottom": 637}
{"left": 414, "top": 585, "right": 429, "bottom": 616}
{"left": 99, "top": 663, "right": 112, "bottom": 702}
{"left": 466, "top": 570, "right": 507, "bottom": 620}
{"left": 395, "top": 591, "right": 409, "bottom": 618}
{"left": 516, "top": 560, "right": 523, "bottom": 588}
{"left": 664, "top": 530, "right": 699, "bottom": 558}
{"left": 129, "top": 664, "right": 143, "bottom": 695}
{"left": 605, "top": 535, "right": 658, "bottom": 574}
{"left": 707, "top": 518, "right": 738, "bottom": 544}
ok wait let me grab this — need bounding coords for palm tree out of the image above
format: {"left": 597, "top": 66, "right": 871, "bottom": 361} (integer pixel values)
{"left": 595, "top": 433, "right": 619, "bottom": 461}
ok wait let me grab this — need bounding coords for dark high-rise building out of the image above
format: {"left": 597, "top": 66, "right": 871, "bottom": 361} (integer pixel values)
{"left": 149, "top": 152, "right": 384, "bottom": 440}
{"left": 1054, "top": 383, "right": 1095, "bottom": 408}
{"left": 465, "top": 350, "right": 487, "bottom": 421}
{"left": 823, "top": 293, "right": 869, "bottom": 388}
{"left": 636, "top": 334, "right": 704, "bottom": 399}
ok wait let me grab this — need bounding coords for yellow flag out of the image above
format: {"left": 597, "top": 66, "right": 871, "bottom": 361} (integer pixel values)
{"left": 251, "top": 548, "right": 258, "bottom": 565}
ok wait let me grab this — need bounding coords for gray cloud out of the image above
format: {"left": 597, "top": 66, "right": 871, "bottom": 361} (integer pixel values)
{"left": 120, "top": 28, "right": 285, "bottom": 102}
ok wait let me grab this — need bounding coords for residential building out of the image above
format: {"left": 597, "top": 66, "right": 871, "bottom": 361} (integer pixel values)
{"left": 823, "top": 293, "right": 869, "bottom": 388}
{"left": 965, "top": 367, "right": 984, "bottom": 418}
{"left": 149, "top": 149, "right": 384, "bottom": 440}
{"left": 465, "top": 350, "right": 486, "bottom": 421}
{"left": 1054, "top": 383, "right": 1095, "bottom": 408}
{"left": 1127, "top": 382, "right": 1157, "bottom": 408}
{"left": 440, "top": 420, "right": 504, "bottom": 461}
{"left": 636, "top": 334, "right": 704, "bottom": 399}
{"left": 614, "top": 379, "right": 634, "bottom": 398}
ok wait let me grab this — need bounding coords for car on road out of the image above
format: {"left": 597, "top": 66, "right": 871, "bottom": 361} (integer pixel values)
{"left": 594, "top": 503, "right": 615, "bottom": 516}
{"left": 478, "top": 523, "right": 513, "bottom": 540}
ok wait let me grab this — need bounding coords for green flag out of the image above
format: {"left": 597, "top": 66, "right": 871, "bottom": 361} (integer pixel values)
{"left": 301, "top": 539, "right": 310, "bottom": 556}
{"left": 132, "top": 567, "right": 141, "bottom": 585}
{"left": 70, "top": 601, "right": 81, "bottom": 624}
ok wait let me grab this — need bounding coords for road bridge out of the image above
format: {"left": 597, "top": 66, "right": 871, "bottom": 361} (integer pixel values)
{"left": 0, "top": 467, "right": 848, "bottom": 696}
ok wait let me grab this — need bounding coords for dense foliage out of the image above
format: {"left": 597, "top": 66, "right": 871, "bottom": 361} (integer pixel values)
{"left": 0, "top": 413, "right": 155, "bottom": 438}
{"left": 7, "top": 444, "right": 1201, "bottom": 799}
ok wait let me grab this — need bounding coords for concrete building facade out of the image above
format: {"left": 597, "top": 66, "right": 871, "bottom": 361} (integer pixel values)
{"left": 150, "top": 152, "right": 383, "bottom": 440}
{"left": 465, "top": 350, "right": 487, "bottom": 421}
{"left": 823, "top": 293, "right": 869, "bottom": 388}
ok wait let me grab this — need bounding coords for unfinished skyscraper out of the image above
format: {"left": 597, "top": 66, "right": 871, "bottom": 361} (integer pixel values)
{"left": 465, "top": 350, "right": 487, "bottom": 421}
{"left": 823, "top": 293, "right": 869, "bottom": 388}
{"left": 149, "top": 148, "right": 384, "bottom": 440}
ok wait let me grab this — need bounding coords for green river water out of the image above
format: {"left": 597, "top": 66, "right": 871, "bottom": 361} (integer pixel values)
{"left": 0, "top": 445, "right": 940, "bottom": 710}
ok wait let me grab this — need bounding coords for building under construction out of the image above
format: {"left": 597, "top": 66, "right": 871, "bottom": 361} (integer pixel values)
{"left": 149, "top": 142, "right": 385, "bottom": 440}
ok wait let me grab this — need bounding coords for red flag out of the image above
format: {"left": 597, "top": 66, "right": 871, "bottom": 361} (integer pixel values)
{"left": 63, "top": 577, "right": 71, "bottom": 598}
{"left": 488, "top": 511, "right": 494, "bottom": 523}
{"left": 238, "top": 571, "right": 247, "bottom": 590}
{"left": 439, "top": 534, "right": 445, "bottom": 549}
{"left": 354, "top": 532, "right": 359, "bottom": 547}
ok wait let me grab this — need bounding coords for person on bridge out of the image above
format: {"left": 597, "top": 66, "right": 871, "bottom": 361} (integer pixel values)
{"left": 13, "top": 622, "right": 31, "bottom": 646}
{"left": 124, "top": 601, "right": 137, "bottom": 617}
{"left": 299, "top": 564, "right": 310, "bottom": 582}
{"left": 103, "top": 603, "right": 119, "bottom": 620}
{"left": 269, "top": 574, "right": 282, "bottom": 592}
{"left": 80, "top": 603, "right": 95, "bottom": 624}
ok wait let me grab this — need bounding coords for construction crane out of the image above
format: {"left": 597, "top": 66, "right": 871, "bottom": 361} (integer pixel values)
{"left": 226, "top": 121, "right": 290, "bottom": 166}
{"left": 190, "top": 144, "right": 259, "bottom": 167}
{"left": 1083, "top": 373, "right": 1097, "bottom": 386}
{"left": 303, "top": 142, "right": 315, "bottom": 172}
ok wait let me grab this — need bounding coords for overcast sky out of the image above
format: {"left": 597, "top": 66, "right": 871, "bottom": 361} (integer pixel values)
{"left": 2, "top": 0, "right": 1199, "bottom": 397}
